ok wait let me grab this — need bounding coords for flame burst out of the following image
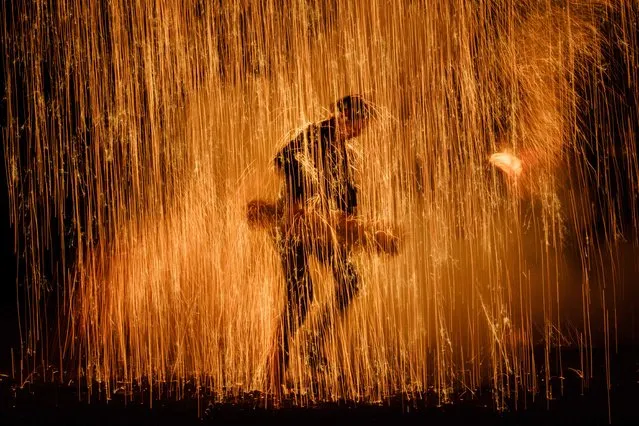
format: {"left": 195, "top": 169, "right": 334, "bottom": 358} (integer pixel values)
{"left": 2, "top": 0, "right": 638, "bottom": 410}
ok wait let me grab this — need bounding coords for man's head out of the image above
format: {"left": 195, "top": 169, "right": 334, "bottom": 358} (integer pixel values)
{"left": 334, "top": 94, "right": 375, "bottom": 138}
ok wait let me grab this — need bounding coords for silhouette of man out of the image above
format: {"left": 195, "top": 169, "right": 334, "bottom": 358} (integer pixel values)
{"left": 268, "top": 94, "right": 375, "bottom": 395}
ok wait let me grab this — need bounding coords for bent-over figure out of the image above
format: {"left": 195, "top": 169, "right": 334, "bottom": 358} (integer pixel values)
{"left": 267, "top": 95, "right": 378, "bottom": 395}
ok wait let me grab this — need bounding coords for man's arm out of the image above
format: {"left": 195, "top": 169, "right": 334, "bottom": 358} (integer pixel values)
{"left": 342, "top": 142, "right": 358, "bottom": 215}
{"left": 274, "top": 136, "right": 298, "bottom": 174}
{"left": 345, "top": 179, "right": 358, "bottom": 215}
{"left": 274, "top": 129, "right": 319, "bottom": 203}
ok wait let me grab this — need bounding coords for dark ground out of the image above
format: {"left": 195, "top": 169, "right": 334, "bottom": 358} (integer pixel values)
{"left": 0, "top": 346, "right": 638, "bottom": 425}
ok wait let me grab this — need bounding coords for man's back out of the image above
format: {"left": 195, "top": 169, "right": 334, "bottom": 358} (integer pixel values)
{"left": 274, "top": 117, "right": 358, "bottom": 215}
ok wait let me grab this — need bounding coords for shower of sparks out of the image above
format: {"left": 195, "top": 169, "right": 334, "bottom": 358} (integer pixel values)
{"left": 2, "top": 0, "right": 638, "bottom": 410}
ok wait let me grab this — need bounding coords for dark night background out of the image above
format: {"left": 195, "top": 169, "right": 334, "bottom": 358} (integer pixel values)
{"left": 0, "top": 70, "right": 20, "bottom": 379}
{"left": 1, "top": 2, "right": 639, "bottom": 425}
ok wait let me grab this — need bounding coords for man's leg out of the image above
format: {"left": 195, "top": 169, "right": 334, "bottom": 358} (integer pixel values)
{"left": 332, "top": 251, "right": 360, "bottom": 314}
{"left": 268, "top": 240, "right": 313, "bottom": 395}
{"left": 308, "top": 248, "right": 360, "bottom": 368}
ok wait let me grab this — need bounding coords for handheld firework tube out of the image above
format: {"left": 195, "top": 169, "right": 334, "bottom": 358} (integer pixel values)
{"left": 246, "top": 199, "right": 401, "bottom": 255}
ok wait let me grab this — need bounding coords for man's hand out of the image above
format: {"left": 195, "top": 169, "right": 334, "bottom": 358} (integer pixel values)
{"left": 246, "top": 199, "right": 402, "bottom": 255}
{"left": 334, "top": 213, "right": 401, "bottom": 255}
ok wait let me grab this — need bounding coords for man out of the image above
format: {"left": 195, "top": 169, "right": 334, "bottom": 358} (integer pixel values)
{"left": 267, "top": 94, "right": 376, "bottom": 395}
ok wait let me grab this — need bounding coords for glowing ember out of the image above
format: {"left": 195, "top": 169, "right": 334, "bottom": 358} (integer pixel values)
{"left": 490, "top": 152, "right": 523, "bottom": 180}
